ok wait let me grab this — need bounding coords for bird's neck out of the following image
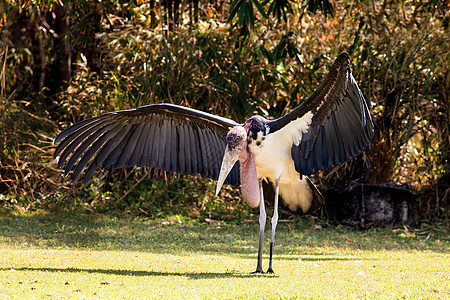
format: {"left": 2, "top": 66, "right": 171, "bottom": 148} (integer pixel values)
{"left": 239, "top": 148, "right": 260, "bottom": 207}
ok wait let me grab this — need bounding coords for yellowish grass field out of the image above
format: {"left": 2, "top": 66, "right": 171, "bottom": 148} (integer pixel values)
{"left": 0, "top": 212, "right": 448, "bottom": 299}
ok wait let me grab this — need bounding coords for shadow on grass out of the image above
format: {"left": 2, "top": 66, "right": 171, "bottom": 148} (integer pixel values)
{"left": 275, "top": 256, "right": 375, "bottom": 261}
{"left": 0, "top": 267, "right": 278, "bottom": 279}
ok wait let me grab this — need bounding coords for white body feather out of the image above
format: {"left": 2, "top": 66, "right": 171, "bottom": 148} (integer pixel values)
{"left": 248, "top": 112, "right": 314, "bottom": 212}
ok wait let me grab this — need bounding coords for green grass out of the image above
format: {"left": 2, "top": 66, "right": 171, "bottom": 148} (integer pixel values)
{"left": 0, "top": 211, "right": 448, "bottom": 299}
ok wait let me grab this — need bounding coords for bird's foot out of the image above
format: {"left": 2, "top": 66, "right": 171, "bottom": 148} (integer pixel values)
{"left": 251, "top": 268, "right": 265, "bottom": 274}
{"left": 266, "top": 267, "right": 274, "bottom": 274}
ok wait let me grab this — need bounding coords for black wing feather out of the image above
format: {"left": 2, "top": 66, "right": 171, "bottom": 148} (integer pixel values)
{"left": 53, "top": 103, "right": 239, "bottom": 184}
{"left": 156, "top": 120, "right": 167, "bottom": 170}
{"left": 270, "top": 52, "right": 374, "bottom": 175}
{"left": 192, "top": 126, "right": 203, "bottom": 174}
{"left": 74, "top": 125, "right": 131, "bottom": 180}
{"left": 179, "top": 123, "right": 189, "bottom": 174}
{"left": 131, "top": 123, "right": 152, "bottom": 167}
{"left": 114, "top": 123, "right": 144, "bottom": 169}
{"left": 187, "top": 125, "right": 198, "bottom": 175}
{"left": 169, "top": 120, "right": 178, "bottom": 173}
{"left": 53, "top": 116, "right": 103, "bottom": 145}
{"left": 146, "top": 118, "right": 159, "bottom": 168}
{"left": 55, "top": 119, "right": 106, "bottom": 166}
{"left": 207, "top": 129, "right": 221, "bottom": 177}
{"left": 199, "top": 128, "right": 212, "bottom": 178}
{"left": 64, "top": 124, "right": 122, "bottom": 176}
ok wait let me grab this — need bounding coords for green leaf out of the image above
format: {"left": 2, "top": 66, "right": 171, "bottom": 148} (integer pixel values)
{"left": 252, "top": 0, "right": 268, "bottom": 18}
{"left": 260, "top": 46, "right": 275, "bottom": 64}
{"left": 307, "top": 0, "right": 334, "bottom": 18}
{"left": 238, "top": 1, "right": 245, "bottom": 26}
{"left": 227, "top": 0, "right": 244, "bottom": 23}
{"left": 247, "top": 2, "right": 255, "bottom": 29}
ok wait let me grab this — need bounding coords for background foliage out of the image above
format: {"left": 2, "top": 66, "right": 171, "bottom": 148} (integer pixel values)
{"left": 0, "top": 0, "right": 448, "bottom": 222}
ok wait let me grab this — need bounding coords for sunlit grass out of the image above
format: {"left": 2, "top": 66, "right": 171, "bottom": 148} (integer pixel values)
{"left": 0, "top": 211, "right": 448, "bottom": 299}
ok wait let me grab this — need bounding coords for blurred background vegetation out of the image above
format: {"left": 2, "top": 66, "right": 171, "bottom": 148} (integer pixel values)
{"left": 0, "top": 0, "right": 448, "bottom": 223}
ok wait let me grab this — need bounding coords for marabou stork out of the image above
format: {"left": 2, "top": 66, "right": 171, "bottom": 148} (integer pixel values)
{"left": 53, "top": 52, "right": 374, "bottom": 274}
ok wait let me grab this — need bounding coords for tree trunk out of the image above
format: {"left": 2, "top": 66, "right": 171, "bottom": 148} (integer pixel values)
{"left": 54, "top": 3, "right": 71, "bottom": 85}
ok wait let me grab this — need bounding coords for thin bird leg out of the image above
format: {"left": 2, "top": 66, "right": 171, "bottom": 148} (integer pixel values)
{"left": 252, "top": 179, "right": 266, "bottom": 274}
{"left": 267, "top": 177, "right": 280, "bottom": 274}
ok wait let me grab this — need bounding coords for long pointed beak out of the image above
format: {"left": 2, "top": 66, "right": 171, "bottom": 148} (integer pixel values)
{"left": 215, "top": 145, "right": 241, "bottom": 196}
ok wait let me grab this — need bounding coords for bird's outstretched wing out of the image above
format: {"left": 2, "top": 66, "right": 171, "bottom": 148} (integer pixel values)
{"left": 269, "top": 52, "right": 374, "bottom": 175}
{"left": 53, "top": 103, "right": 240, "bottom": 184}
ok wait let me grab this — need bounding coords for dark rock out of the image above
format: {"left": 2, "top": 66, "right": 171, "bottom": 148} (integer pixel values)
{"left": 324, "top": 182, "right": 416, "bottom": 227}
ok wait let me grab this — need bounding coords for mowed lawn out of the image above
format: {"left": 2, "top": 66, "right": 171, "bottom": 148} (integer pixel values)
{"left": 0, "top": 211, "right": 448, "bottom": 299}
